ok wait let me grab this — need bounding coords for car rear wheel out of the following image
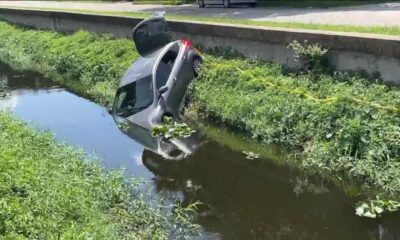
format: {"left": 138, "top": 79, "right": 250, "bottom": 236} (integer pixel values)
{"left": 223, "top": 0, "right": 231, "bottom": 8}
{"left": 198, "top": 0, "right": 205, "bottom": 7}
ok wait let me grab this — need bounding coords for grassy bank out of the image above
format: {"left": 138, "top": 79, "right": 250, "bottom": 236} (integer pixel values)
{"left": 0, "top": 21, "right": 400, "bottom": 199}
{"left": 190, "top": 57, "right": 400, "bottom": 197}
{"left": 0, "top": 21, "right": 137, "bottom": 107}
{"left": 2, "top": 7, "right": 400, "bottom": 36}
{"left": 0, "top": 112, "right": 198, "bottom": 239}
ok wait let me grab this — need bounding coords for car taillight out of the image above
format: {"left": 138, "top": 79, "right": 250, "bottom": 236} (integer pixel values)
{"left": 181, "top": 38, "right": 193, "bottom": 49}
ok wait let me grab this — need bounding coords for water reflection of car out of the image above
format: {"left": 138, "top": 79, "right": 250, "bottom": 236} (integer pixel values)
{"left": 114, "top": 116, "right": 206, "bottom": 160}
{"left": 112, "top": 13, "right": 203, "bottom": 129}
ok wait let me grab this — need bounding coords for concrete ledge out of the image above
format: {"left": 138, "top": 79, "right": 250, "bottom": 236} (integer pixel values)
{"left": 0, "top": 7, "right": 399, "bottom": 84}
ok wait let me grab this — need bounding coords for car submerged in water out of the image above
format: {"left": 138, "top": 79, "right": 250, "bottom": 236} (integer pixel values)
{"left": 112, "top": 13, "right": 203, "bottom": 129}
{"left": 114, "top": 117, "right": 206, "bottom": 160}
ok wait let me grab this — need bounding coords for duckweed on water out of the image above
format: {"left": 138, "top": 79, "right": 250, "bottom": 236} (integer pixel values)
{"left": 0, "top": 112, "right": 200, "bottom": 239}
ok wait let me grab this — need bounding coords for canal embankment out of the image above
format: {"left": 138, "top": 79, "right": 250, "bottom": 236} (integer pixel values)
{"left": 0, "top": 19, "right": 399, "bottom": 206}
{"left": 0, "top": 7, "right": 399, "bottom": 84}
{"left": 2, "top": 59, "right": 400, "bottom": 239}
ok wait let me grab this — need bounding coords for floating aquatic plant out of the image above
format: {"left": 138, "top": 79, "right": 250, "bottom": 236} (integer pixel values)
{"left": 152, "top": 117, "right": 196, "bottom": 139}
{"left": 356, "top": 198, "right": 400, "bottom": 218}
{"left": 242, "top": 151, "right": 260, "bottom": 160}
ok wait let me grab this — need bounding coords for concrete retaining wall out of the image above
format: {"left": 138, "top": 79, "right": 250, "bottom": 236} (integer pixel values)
{"left": 0, "top": 8, "right": 399, "bottom": 84}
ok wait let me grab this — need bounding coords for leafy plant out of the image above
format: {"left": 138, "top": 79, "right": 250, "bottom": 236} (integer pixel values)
{"left": 152, "top": 117, "right": 196, "bottom": 139}
{"left": 288, "top": 40, "right": 329, "bottom": 73}
{"left": 356, "top": 198, "right": 400, "bottom": 218}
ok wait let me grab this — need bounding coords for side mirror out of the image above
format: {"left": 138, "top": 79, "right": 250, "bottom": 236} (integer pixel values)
{"left": 159, "top": 85, "right": 168, "bottom": 94}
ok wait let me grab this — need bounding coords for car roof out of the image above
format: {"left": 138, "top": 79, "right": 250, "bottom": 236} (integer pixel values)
{"left": 119, "top": 47, "right": 165, "bottom": 87}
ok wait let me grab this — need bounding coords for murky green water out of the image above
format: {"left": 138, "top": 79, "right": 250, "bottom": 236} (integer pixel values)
{"left": 1, "top": 63, "right": 399, "bottom": 239}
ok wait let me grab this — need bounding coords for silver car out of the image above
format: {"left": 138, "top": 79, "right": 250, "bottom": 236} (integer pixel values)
{"left": 112, "top": 14, "right": 203, "bottom": 129}
{"left": 198, "top": 0, "right": 257, "bottom": 8}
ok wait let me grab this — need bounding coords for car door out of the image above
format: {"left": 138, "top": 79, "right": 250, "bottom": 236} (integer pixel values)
{"left": 132, "top": 13, "right": 171, "bottom": 56}
{"left": 169, "top": 51, "right": 195, "bottom": 112}
{"left": 163, "top": 44, "right": 188, "bottom": 114}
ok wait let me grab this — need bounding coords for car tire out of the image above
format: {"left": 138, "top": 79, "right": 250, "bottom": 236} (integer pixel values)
{"left": 192, "top": 56, "right": 203, "bottom": 77}
{"left": 249, "top": 2, "right": 257, "bottom": 7}
{"left": 223, "top": 0, "right": 231, "bottom": 8}
{"left": 198, "top": 0, "right": 205, "bottom": 8}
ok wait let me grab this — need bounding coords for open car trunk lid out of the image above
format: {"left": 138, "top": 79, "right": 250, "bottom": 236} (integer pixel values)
{"left": 132, "top": 13, "right": 172, "bottom": 56}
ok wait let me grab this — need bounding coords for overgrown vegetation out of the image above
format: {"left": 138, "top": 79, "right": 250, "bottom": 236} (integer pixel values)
{"left": 0, "top": 22, "right": 137, "bottom": 107}
{"left": 0, "top": 112, "right": 200, "bottom": 239}
{"left": 189, "top": 53, "right": 400, "bottom": 201}
{"left": 288, "top": 40, "right": 329, "bottom": 73}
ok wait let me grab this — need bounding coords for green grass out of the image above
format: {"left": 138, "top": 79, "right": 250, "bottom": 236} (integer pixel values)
{"left": 0, "top": 21, "right": 137, "bottom": 107}
{"left": 0, "top": 112, "right": 199, "bottom": 239}
{"left": 2, "top": 7, "right": 400, "bottom": 36}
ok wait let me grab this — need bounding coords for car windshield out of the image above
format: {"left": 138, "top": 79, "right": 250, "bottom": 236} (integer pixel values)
{"left": 114, "top": 77, "right": 153, "bottom": 117}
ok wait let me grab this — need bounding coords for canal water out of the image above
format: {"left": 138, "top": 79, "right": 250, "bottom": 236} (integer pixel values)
{"left": 1, "top": 63, "right": 400, "bottom": 240}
